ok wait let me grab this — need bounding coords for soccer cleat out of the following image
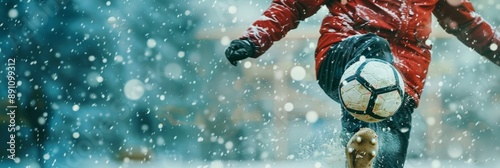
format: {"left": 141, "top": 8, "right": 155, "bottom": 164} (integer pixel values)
{"left": 346, "top": 128, "right": 378, "bottom": 168}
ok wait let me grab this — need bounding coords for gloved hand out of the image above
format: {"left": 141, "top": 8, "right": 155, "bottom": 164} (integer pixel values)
{"left": 225, "top": 39, "right": 255, "bottom": 66}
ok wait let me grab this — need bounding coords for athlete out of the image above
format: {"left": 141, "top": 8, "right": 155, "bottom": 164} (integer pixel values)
{"left": 224, "top": 0, "right": 500, "bottom": 167}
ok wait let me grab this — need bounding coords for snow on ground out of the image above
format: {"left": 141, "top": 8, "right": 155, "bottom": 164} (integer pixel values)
{"left": 4, "top": 158, "right": 498, "bottom": 168}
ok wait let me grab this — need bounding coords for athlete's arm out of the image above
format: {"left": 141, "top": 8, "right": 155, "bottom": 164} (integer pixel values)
{"left": 433, "top": 0, "right": 500, "bottom": 66}
{"left": 225, "top": 0, "right": 326, "bottom": 66}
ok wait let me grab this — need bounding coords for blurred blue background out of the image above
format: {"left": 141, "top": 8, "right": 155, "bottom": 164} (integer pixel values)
{"left": 0, "top": 0, "right": 499, "bottom": 167}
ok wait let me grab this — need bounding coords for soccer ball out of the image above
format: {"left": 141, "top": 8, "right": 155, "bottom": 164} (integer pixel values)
{"left": 339, "top": 59, "right": 405, "bottom": 123}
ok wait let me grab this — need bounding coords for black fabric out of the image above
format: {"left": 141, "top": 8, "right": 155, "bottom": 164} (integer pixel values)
{"left": 340, "top": 97, "right": 414, "bottom": 168}
{"left": 317, "top": 33, "right": 414, "bottom": 167}
{"left": 317, "top": 33, "right": 394, "bottom": 102}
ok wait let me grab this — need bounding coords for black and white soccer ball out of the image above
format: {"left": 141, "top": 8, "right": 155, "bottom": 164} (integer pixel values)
{"left": 339, "top": 58, "right": 405, "bottom": 123}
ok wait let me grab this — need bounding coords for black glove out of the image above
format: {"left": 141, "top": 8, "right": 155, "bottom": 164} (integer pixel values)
{"left": 225, "top": 39, "right": 255, "bottom": 66}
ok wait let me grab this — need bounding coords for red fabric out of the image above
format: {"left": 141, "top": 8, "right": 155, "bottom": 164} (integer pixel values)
{"left": 240, "top": 0, "right": 500, "bottom": 106}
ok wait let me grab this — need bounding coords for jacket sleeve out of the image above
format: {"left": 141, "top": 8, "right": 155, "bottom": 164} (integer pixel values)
{"left": 433, "top": 0, "right": 500, "bottom": 66}
{"left": 241, "top": 0, "right": 326, "bottom": 58}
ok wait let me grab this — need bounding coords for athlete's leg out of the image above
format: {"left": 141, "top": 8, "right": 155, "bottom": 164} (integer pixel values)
{"left": 317, "top": 33, "right": 393, "bottom": 103}
{"left": 340, "top": 102, "right": 414, "bottom": 168}
{"left": 317, "top": 33, "right": 413, "bottom": 168}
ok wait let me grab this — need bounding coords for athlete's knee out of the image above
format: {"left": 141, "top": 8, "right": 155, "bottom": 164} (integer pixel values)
{"left": 356, "top": 34, "right": 394, "bottom": 63}
{"left": 317, "top": 33, "right": 395, "bottom": 102}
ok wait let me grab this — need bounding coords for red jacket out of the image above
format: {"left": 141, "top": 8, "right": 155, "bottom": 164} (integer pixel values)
{"left": 241, "top": 0, "right": 500, "bottom": 106}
